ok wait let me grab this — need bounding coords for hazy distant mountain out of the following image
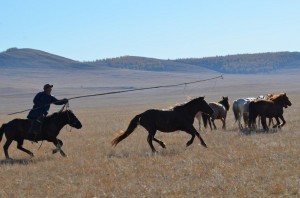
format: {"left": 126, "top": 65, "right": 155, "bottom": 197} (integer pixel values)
{"left": 1, "top": 48, "right": 299, "bottom": 74}
{"left": 175, "top": 52, "right": 300, "bottom": 74}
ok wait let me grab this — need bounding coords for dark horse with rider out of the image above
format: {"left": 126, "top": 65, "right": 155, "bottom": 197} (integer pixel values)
{"left": 0, "top": 84, "right": 82, "bottom": 160}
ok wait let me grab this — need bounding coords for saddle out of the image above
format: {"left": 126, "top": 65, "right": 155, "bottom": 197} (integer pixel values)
{"left": 29, "top": 116, "right": 45, "bottom": 141}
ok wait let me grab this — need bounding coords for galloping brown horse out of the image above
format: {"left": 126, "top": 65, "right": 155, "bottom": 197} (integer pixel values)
{"left": 0, "top": 110, "right": 82, "bottom": 159}
{"left": 249, "top": 93, "right": 292, "bottom": 131}
{"left": 111, "top": 97, "right": 213, "bottom": 152}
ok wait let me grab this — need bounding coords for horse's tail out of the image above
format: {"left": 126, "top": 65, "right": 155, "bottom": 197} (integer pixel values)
{"left": 232, "top": 101, "right": 239, "bottom": 122}
{"left": 111, "top": 114, "right": 141, "bottom": 147}
{"left": 0, "top": 124, "right": 6, "bottom": 142}
{"left": 202, "top": 113, "right": 208, "bottom": 128}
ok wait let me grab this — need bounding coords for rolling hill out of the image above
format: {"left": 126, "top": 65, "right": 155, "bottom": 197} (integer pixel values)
{"left": 1, "top": 48, "right": 299, "bottom": 74}
{"left": 0, "top": 48, "right": 100, "bottom": 70}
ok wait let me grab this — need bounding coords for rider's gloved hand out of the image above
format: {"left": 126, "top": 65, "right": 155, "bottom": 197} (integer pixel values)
{"left": 62, "top": 98, "right": 69, "bottom": 104}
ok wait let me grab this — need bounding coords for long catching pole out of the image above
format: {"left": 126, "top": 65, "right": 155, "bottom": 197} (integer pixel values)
{"left": 7, "top": 75, "right": 223, "bottom": 115}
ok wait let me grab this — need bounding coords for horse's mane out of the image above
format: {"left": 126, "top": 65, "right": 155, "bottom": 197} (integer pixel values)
{"left": 172, "top": 97, "right": 202, "bottom": 111}
{"left": 269, "top": 93, "right": 286, "bottom": 101}
{"left": 46, "top": 110, "right": 70, "bottom": 119}
{"left": 46, "top": 112, "right": 60, "bottom": 119}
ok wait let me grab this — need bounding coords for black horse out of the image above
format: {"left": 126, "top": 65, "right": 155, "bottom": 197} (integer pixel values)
{"left": 0, "top": 110, "right": 82, "bottom": 159}
{"left": 112, "top": 96, "right": 213, "bottom": 152}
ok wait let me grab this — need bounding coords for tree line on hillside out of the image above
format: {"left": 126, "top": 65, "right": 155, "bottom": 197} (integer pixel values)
{"left": 175, "top": 52, "right": 300, "bottom": 74}
{"left": 86, "top": 52, "right": 300, "bottom": 73}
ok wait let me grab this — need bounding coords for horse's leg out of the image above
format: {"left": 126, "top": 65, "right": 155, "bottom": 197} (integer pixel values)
{"left": 278, "top": 115, "right": 286, "bottom": 127}
{"left": 238, "top": 112, "right": 243, "bottom": 130}
{"left": 52, "top": 139, "right": 66, "bottom": 157}
{"left": 195, "top": 112, "right": 202, "bottom": 132}
{"left": 249, "top": 115, "right": 254, "bottom": 131}
{"left": 236, "top": 112, "right": 241, "bottom": 129}
{"left": 257, "top": 116, "right": 261, "bottom": 129}
{"left": 3, "top": 139, "right": 13, "bottom": 160}
{"left": 273, "top": 117, "right": 280, "bottom": 128}
{"left": 147, "top": 132, "right": 157, "bottom": 153}
{"left": 220, "top": 118, "right": 225, "bottom": 130}
{"left": 153, "top": 137, "right": 166, "bottom": 149}
{"left": 269, "top": 118, "right": 274, "bottom": 127}
{"left": 242, "top": 113, "right": 248, "bottom": 129}
{"left": 211, "top": 118, "right": 217, "bottom": 130}
{"left": 261, "top": 116, "right": 269, "bottom": 131}
{"left": 17, "top": 139, "right": 34, "bottom": 158}
{"left": 208, "top": 117, "right": 213, "bottom": 131}
{"left": 57, "top": 139, "right": 66, "bottom": 157}
{"left": 184, "top": 125, "right": 207, "bottom": 148}
{"left": 185, "top": 131, "right": 195, "bottom": 147}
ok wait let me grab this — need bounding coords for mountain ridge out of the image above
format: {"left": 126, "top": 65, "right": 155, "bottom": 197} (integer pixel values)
{"left": 1, "top": 48, "right": 299, "bottom": 74}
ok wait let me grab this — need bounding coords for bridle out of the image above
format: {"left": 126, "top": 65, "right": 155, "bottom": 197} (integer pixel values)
{"left": 59, "top": 102, "right": 73, "bottom": 132}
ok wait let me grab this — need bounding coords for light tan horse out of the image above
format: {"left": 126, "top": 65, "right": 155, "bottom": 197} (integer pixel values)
{"left": 196, "top": 97, "right": 230, "bottom": 131}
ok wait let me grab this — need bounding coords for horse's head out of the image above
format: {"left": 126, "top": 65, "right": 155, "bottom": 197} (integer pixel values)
{"left": 220, "top": 96, "right": 230, "bottom": 111}
{"left": 64, "top": 110, "right": 83, "bottom": 129}
{"left": 271, "top": 93, "right": 292, "bottom": 108}
{"left": 281, "top": 93, "right": 292, "bottom": 108}
{"left": 194, "top": 96, "right": 214, "bottom": 116}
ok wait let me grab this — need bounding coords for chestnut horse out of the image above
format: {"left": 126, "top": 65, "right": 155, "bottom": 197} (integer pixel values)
{"left": 111, "top": 97, "right": 213, "bottom": 152}
{"left": 249, "top": 93, "right": 292, "bottom": 131}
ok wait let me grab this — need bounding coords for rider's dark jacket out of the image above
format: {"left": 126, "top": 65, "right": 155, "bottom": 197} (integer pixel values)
{"left": 27, "top": 91, "right": 67, "bottom": 119}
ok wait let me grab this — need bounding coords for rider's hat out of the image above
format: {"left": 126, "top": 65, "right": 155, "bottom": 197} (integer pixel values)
{"left": 43, "top": 84, "right": 53, "bottom": 90}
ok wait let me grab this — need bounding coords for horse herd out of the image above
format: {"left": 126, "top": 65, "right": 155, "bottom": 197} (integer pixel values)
{"left": 112, "top": 92, "right": 292, "bottom": 152}
{"left": 0, "top": 93, "right": 292, "bottom": 159}
{"left": 196, "top": 93, "right": 292, "bottom": 132}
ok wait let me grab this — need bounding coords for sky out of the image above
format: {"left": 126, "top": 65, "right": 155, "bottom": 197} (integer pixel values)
{"left": 1, "top": 0, "right": 299, "bottom": 61}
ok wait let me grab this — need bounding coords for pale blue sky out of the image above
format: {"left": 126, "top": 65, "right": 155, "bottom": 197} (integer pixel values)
{"left": 1, "top": 0, "right": 299, "bottom": 61}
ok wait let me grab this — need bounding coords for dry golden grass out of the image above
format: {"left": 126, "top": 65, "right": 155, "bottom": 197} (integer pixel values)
{"left": 0, "top": 94, "right": 300, "bottom": 197}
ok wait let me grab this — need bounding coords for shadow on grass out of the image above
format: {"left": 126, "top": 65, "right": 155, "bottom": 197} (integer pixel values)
{"left": 107, "top": 147, "right": 185, "bottom": 159}
{"left": 240, "top": 127, "right": 280, "bottom": 135}
{"left": 0, "top": 156, "right": 53, "bottom": 166}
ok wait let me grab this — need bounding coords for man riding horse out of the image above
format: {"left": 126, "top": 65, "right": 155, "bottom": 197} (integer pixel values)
{"left": 27, "top": 84, "right": 68, "bottom": 139}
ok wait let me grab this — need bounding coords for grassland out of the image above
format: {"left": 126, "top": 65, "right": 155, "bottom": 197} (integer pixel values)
{"left": 0, "top": 71, "right": 299, "bottom": 197}
{"left": 0, "top": 93, "right": 299, "bottom": 197}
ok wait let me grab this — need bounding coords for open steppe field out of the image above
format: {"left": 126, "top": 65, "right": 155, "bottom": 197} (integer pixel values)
{"left": 0, "top": 73, "right": 300, "bottom": 197}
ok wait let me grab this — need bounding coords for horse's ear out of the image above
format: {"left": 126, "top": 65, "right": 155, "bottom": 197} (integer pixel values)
{"left": 283, "top": 93, "right": 286, "bottom": 96}
{"left": 200, "top": 96, "right": 205, "bottom": 100}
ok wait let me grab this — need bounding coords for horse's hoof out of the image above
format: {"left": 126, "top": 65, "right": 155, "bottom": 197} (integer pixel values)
{"left": 60, "top": 151, "right": 67, "bottom": 157}
{"left": 161, "top": 143, "right": 166, "bottom": 148}
{"left": 201, "top": 142, "right": 208, "bottom": 148}
{"left": 52, "top": 149, "right": 59, "bottom": 154}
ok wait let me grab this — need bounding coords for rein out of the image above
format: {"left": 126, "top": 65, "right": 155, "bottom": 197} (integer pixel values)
{"left": 63, "top": 103, "right": 73, "bottom": 132}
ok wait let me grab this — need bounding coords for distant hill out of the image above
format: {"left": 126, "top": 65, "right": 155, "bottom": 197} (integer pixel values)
{"left": 175, "top": 52, "right": 300, "bottom": 74}
{"left": 0, "top": 48, "right": 98, "bottom": 70}
{"left": 1, "top": 48, "right": 299, "bottom": 74}
{"left": 85, "top": 56, "right": 215, "bottom": 73}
